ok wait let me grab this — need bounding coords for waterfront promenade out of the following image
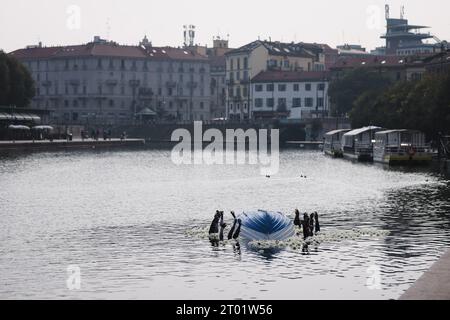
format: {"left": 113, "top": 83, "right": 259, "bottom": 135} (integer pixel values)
{"left": 0, "top": 138, "right": 145, "bottom": 152}
{"left": 400, "top": 249, "right": 450, "bottom": 300}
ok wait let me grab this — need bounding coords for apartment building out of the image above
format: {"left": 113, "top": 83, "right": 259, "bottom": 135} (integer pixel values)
{"left": 251, "top": 71, "right": 330, "bottom": 120}
{"left": 224, "top": 40, "right": 325, "bottom": 121}
{"left": 9, "top": 36, "right": 211, "bottom": 125}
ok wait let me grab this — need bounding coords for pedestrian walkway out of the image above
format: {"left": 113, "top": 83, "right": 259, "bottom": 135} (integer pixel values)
{"left": 400, "top": 249, "right": 450, "bottom": 300}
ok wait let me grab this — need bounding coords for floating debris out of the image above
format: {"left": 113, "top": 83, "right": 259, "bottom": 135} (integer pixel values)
{"left": 186, "top": 225, "right": 390, "bottom": 251}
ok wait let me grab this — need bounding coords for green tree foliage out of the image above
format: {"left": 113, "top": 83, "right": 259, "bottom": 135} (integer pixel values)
{"left": 351, "top": 70, "right": 450, "bottom": 138}
{"left": 0, "top": 51, "right": 35, "bottom": 107}
{"left": 329, "top": 68, "right": 392, "bottom": 117}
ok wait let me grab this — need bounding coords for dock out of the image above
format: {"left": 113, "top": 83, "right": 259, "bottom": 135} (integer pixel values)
{"left": 0, "top": 138, "right": 145, "bottom": 152}
{"left": 400, "top": 249, "right": 450, "bottom": 300}
{"left": 285, "top": 141, "right": 323, "bottom": 148}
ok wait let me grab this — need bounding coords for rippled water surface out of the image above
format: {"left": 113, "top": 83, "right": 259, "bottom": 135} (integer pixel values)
{"left": 0, "top": 149, "right": 449, "bottom": 299}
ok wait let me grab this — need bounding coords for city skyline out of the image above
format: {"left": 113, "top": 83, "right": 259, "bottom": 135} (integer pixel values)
{"left": 1, "top": 0, "right": 449, "bottom": 53}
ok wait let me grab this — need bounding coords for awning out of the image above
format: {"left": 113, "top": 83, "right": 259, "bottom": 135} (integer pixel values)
{"left": 0, "top": 113, "right": 12, "bottom": 120}
{"left": 1, "top": 113, "right": 42, "bottom": 122}
{"left": 136, "top": 107, "right": 157, "bottom": 116}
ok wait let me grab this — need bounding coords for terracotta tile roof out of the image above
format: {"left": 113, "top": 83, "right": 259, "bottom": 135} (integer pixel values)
{"left": 9, "top": 42, "right": 208, "bottom": 61}
{"left": 227, "top": 40, "right": 317, "bottom": 59}
{"left": 252, "top": 70, "right": 330, "bottom": 83}
{"left": 330, "top": 55, "right": 422, "bottom": 69}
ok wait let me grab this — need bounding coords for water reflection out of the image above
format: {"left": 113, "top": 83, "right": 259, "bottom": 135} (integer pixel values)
{"left": 0, "top": 150, "right": 449, "bottom": 299}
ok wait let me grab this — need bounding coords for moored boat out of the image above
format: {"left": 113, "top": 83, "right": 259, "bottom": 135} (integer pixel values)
{"left": 373, "top": 129, "right": 433, "bottom": 164}
{"left": 342, "top": 126, "right": 383, "bottom": 161}
{"left": 324, "top": 129, "right": 351, "bottom": 157}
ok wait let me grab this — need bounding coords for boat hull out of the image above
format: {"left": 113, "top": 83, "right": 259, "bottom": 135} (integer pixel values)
{"left": 374, "top": 154, "right": 433, "bottom": 165}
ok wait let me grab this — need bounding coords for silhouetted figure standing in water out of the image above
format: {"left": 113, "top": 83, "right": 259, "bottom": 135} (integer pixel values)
{"left": 219, "top": 211, "right": 227, "bottom": 241}
{"left": 294, "top": 209, "right": 301, "bottom": 228}
{"left": 302, "top": 213, "right": 310, "bottom": 239}
{"left": 233, "top": 219, "right": 242, "bottom": 240}
{"left": 309, "top": 213, "right": 315, "bottom": 237}
{"left": 209, "top": 211, "right": 221, "bottom": 235}
{"left": 209, "top": 211, "right": 221, "bottom": 246}
{"left": 228, "top": 211, "right": 237, "bottom": 240}
{"left": 314, "top": 212, "right": 320, "bottom": 233}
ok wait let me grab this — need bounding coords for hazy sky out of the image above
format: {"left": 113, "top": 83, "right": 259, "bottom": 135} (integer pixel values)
{"left": 1, "top": 0, "right": 449, "bottom": 53}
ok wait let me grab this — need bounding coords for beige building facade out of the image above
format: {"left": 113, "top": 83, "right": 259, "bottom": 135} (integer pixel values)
{"left": 225, "top": 40, "right": 325, "bottom": 121}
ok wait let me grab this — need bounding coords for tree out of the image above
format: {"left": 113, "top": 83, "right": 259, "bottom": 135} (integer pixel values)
{"left": 0, "top": 50, "right": 35, "bottom": 107}
{"left": 329, "top": 68, "right": 392, "bottom": 117}
{"left": 350, "top": 69, "right": 450, "bottom": 138}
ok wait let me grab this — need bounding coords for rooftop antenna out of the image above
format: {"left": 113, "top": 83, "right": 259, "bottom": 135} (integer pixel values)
{"left": 183, "top": 25, "right": 196, "bottom": 47}
{"left": 400, "top": 5, "right": 405, "bottom": 19}
{"left": 385, "top": 4, "right": 390, "bottom": 19}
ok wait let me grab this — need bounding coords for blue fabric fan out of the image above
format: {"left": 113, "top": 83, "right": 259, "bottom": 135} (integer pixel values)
{"left": 239, "top": 210, "right": 295, "bottom": 241}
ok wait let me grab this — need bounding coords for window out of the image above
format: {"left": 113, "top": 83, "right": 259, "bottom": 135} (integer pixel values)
{"left": 243, "top": 87, "right": 248, "bottom": 97}
{"left": 255, "top": 98, "right": 263, "bottom": 108}
{"left": 293, "top": 84, "right": 300, "bottom": 91}
{"left": 200, "top": 102, "right": 204, "bottom": 109}
{"left": 305, "top": 97, "right": 314, "bottom": 107}
{"left": 317, "top": 97, "right": 324, "bottom": 107}
{"left": 266, "top": 98, "right": 274, "bottom": 108}
{"left": 278, "top": 84, "right": 286, "bottom": 92}
{"left": 317, "top": 83, "right": 325, "bottom": 91}
{"left": 277, "top": 98, "right": 287, "bottom": 108}
{"left": 255, "top": 84, "right": 263, "bottom": 92}
{"left": 266, "top": 84, "right": 274, "bottom": 92}
{"left": 283, "top": 60, "right": 289, "bottom": 68}
{"left": 305, "top": 83, "right": 311, "bottom": 91}
{"left": 243, "top": 57, "right": 248, "bottom": 69}
{"left": 292, "top": 98, "right": 301, "bottom": 108}
{"left": 109, "top": 100, "right": 114, "bottom": 107}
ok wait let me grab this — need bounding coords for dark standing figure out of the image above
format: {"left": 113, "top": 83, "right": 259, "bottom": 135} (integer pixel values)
{"left": 314, "top": 212, "right": 320, "bottom": 233}
{"left": 302, "top": 213, "right": 310, "bottom": 240}
{"left": 209, "top": 211, "right": 221, "bottom": 247}
{"left": 309, "top": 213, "right": 315, "bottom": 237}
{"left": 208, "top": 211, "right": 221, "bottom": 235}
{"left": 228, "top": 211, "right": 237, "bottom": 240}
{"left": 294, "top": 209, "right": 301, "bottom": 228}
{"left": 233, "top": 219, "right": 242, "bottom": 240}
{"left": 219, "top": 211, "right": 227, "bottom": 241}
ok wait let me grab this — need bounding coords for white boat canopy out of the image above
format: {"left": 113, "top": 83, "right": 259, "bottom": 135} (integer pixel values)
{"left": 325, "top": 129, "right": 351, "bottom": 136}
{"left": 375, "top": 129, "right": 422, "bottom": 136}
{"left": 344, "top": 126, "right": 382, "bottom": 137}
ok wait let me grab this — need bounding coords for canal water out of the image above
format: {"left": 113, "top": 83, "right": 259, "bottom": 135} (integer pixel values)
{"left": 0, "top": 149, "right": 449, "bottom": 299}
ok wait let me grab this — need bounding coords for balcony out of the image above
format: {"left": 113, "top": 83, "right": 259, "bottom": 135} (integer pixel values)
{"left": 186, "top": 81, "right": 198, "bottom": 89}
{"left": 105, "top": 79, "right": 118, "bottom": 86}
{"left": 226, "top": 79, "right": 235, "bottom": 86}
{"left": 129, "top": 80, "right": 141, "bottom": 87}
{"left": 166, "top": 81, "right": 177, "bottom": 88}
